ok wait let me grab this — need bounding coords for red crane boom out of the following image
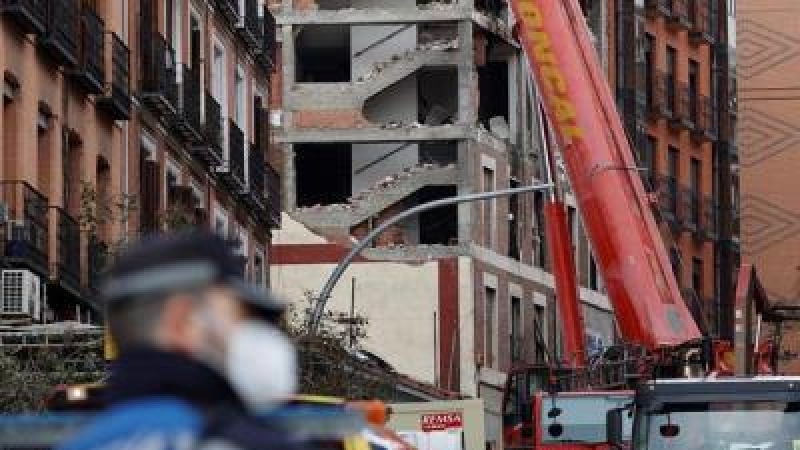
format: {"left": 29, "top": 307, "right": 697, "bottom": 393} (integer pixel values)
{"left": 509, "top": 0, "right": 702, "bottom": 349}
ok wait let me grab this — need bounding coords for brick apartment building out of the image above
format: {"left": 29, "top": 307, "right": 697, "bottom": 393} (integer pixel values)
{"left": 738, "top": 0, "right": 800, "bottom": 372}
{"left": 609, "top": 0, "right": 739, "bottom": 340}
{"left": 0, "top": 0, "right": 279, "bottom": 329}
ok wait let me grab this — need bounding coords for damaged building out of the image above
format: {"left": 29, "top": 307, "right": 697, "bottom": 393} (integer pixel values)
{"left": 268, "top": 0, "right": 614, "bottom": 442}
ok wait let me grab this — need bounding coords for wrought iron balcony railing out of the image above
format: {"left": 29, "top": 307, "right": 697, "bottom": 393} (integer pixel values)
{"left": 668, "top": 82, "right": 692, "bottom": 130}
{"left": 241, "top": 144, "right": 268, "bottom": 214}
{"left": 654, "top": 175, "right": 680, "bottom": 227}
{"left": 644, "top": 0, "right": 670, "bottom": 18}
{"left": 236, "top": 0, "right": 262, "bottom": 50}
{"left": 0, "top": 0, "right": 47, "bottom": 35}
{"left": 255, "top": 6, "right": 277, "bottom": 72}
{"left": 689, "top": 0, "right": 714, "bottom": 44}
{"left": 67, "top": 4, "right": 105, "bottom": 94}
{"left": 39, "top": 0, "right": 79, "bottom": 67}
{"left": 678, "top": 187, "right": 701, "bottom": 232}
{"left": 691, "top": 95, "right": 717, "bottom": 141}
{"left": 647, "top": 71, "right": 670, "bottom": 119}
{"left": 166, "top": 63, "right": 203, "bottom": 143}
{"left": 265, "top": 163, "right": 281, "bottom": 229}
{"left": 139, "top": 31, "right": 179, "bottom": 117}
{"left": 0, "top": 181, "right": 49, "bottom": 276}
{"left": 50, "top": 207, "right": 81, "bottom": 296}
{"left": 97, "top": 33, "right": 131, "bottom": 120}
{"left": 191, "top": 91, "right": 225, "bottom": 167}
{"left": 216, "top": 0, "right": 239, "bottom": 26}
{"left": 667, "top": 0, "right": 691, "bottom": 29}
{"left": 217, "top": 119, "right": 247, "bottom": 193}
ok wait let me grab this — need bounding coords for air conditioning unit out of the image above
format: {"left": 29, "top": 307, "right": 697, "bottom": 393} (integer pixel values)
{"left": 1, "top": 269, "right": 41, "bottom": 320}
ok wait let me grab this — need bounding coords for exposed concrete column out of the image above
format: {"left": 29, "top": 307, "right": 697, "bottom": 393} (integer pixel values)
{"left": 457, "top": 20, "right": 476, "bottom": 125}
{"left": 281, "top": 24, "right": 294, "bottom": 124}
{"left": 457, "top": 140, "right": 473, "bottom": 245}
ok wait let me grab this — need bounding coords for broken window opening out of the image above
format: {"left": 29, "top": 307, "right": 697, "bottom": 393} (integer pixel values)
{"left": 478, "top": 60, "right": 510, "bottom": 133}
{"left": 416, "top": 185, "right": 458, "bottom": 246}
{"left": 418, "top": 68, "right": 458, "bottom": 126}
{"left": 295, "top": 143, "right": 352, "bottom": 207}
{"left": 295, "top": 25, "right": 351, "bottom": 82}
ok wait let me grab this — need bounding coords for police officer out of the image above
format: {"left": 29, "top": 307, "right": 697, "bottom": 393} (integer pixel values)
{"left": 61, "top": 231, "right": 314, "bottom": 449}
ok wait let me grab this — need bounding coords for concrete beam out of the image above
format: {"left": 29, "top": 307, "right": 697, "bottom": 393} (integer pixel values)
{"left": 277, "top": 7, "right": 471, "bottom": 25}
{"left": 277, "top": 124, "right": 472, "bottom": 143}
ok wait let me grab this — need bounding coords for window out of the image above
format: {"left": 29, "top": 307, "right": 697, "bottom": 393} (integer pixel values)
{"left": 667, "top": 147, "right": 680, "bottom": 215}
{"left": 644, "top": 34, "right": 655, "bottom": 106}
{"left": 692, "top": 257, "right": 704, "bottom": 297}
{"left": 485, "top": 287, "right": 497, "bottom": 368}
{"left": 189, "top": 12, "right": 202, "bottom": 68}
{"left": 482, "top": 166, "right": 496, "bottom": 248}
{"left": 235, "top": 66, "right": 246, "bottom": 128}
{"left": 511, "top": 296, "right": 522, "bottom": 362}
{"left": 214, "top": 207, "right": 229, "bottom": 237}
{"left": 165, "top": 159, "right": 180, "bottom": 206}
{"left": 165, "top": 0, "right": 181, "bottom": 63}
{"left": 689, "top": 60, "right": 699, "bottom": 124}
{"left": 534, "top": 191, "right": 548, "bottom": 270}
{"left": 690, "top": 158, "right": 702, "bottom": 226}
{"left": 666, "top": 46, "right": 677, "bottom": 114}
{"left": 509, "top": 179, "right": 520, "bottom": 260}
{"left": 253, "top": 248, "right": 266, "bottom": 287}
{"left": 639, "top": 135, "right": 657, "bottom": 189}
{"left": 533, "top": 304, "right": 546, "bottom": 363}
{"left": 212, "top": 40, "right": 226, "bottom": 106}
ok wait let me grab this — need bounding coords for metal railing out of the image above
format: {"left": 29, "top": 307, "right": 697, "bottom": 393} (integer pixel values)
{"left": 39, "top": 0, "right": 79, "bottom": 66}
{"left": 169, "top": 63, "right": 203, "bottom": 142}
{"left": 70, "top": 4, "right": 105, "bottom": 94}
{"left": 679, "top": 187, "right": 701, "bottom": 231}
{"left": 97, "top": 32, "right": 131, "bottom": 120}
{"left": 0, "top": 0, "right": 48, "bottom": 34}
{"left": 689, "top": 0, "right": 714, "bottom": 43}
{"left": 236, "top": 0, "right": 262, "bottom": 49}
{"left": 648, "top": 70, "right": 670, "bottom": 118}
{"left": 256, "top": 7, "right": 277, "bottom": 71}
{"left": 644, "top": 0, "right": 670, "bottom": 17}
{"left": 248, "top": 145, "right": 267, "bottom": 207}
{"left": 669, "top": 82, "right": 692, "bottom": 128}
{"left": 265, "top": 163, "right": 282, "bottom": 229}
{"left": 655, "top": 175, "right": 679, "bottom": 223}
{"left": 216, "top": 0, "right": 239, "bottom": 25}
{"left": 50, "top": 207, "right": 80, "bottom": 294}
{"left": 667, "top": 0, "right": 691, "bottom": 28}
{"left": 139, "top": 31, "right": 178, "bottom": 116}
{"left": 222, "top": 119, "right": 247, "bottom": 191}
{"left": 197, "top": 91, "right": 224, "bottom": 165}
{"left": 0, "top": 181, "right": 49, "bottom": 276}
{"left": 691, "top": 95, "right": 716, "bottom": 140}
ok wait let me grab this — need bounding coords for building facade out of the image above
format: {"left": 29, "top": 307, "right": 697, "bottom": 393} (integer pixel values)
{"left": 738, "top": 0, "right": 800, "bottom": 372}
{"left": 268, "top": 1, "right": 615, "bottom": 444}
{"left": 0, "top": 0, "right": 279, "bottom": 327}
{"left": 608, "top": 0, "right": 738, "bottom": 339}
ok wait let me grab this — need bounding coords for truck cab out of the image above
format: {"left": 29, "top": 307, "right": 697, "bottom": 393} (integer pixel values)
{"left": 609, "top": 377, "right": 800, "bottom": 450}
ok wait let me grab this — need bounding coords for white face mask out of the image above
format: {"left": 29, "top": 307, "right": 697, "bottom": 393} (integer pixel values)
{"left": 225, "top": 320, "right": 297, "bottom": 412}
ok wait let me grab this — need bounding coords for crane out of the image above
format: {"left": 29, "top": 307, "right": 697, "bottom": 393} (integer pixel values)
{"left": 501, "top": 1, "right": 800, "bottom": 449}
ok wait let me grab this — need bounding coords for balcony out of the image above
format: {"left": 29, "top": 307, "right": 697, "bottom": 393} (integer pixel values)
{"left": 236, "top": 0, "right": 262, "bottom": 50}
{"left": 689, "top": 0, "right": 714, "bottom": 44}
{"left": 666, "top": 0, "right": 691, "bottom": 30}
{"left": 668, "top": 82, "right": 692, "bottom": 130}
{"left": 67, "top": 4, "right": 105, "bottom": 95}
{"left": 644, "top": 0, "right": 670, "bottom": 18}
{"left": 86, "top": 235, "right": 107, "bottom": 294}
{"left": 654, "top": 175, "right": 680, "bottom": 229}
{"left": 255, "top": 6, "right": 277, "bottom": 72}
{"left": 690, "top": 95, "right": 717, "bottom": 142}
{"left": 678, "top": 187, "right": 700, "bottom": 233}
{"left": 217, "top": 119, "right": 247, "bottom": 193}
{"left": 166, "top": 64, "right": 203, "bottom": 144}
{"left": 191, "top": 91, "right": 225, "bottom": 167}
{"left": 265, "top": 163, "right": 282, "bottom": 229}
{"left": 647, "top": 71, "right": 670, "bottom": 120}
{"left": 0, "top": 0, "right": 47, "bottom": 35}
{"left": 38, "top": 0, "right": 79, "bottom": 67}
{"left": 0, "top": 182, "right": 49, "bottom": 276}
{"left": 97, "top": 33, "right": 132, "bottom": 120}
{"left": 700, "top": 196, "right": 718, "bottom": 241}
{"left": 139, "top": 31, "right": 179, "bottom": 117}
{"left": 241, "top": 144, "right": 268, "bottom": 214}
{"left": 49, "top": 207, "right": 80, "bottom": 296}
{"left": 216, "top": 0, "right": 239, "bottom": 26}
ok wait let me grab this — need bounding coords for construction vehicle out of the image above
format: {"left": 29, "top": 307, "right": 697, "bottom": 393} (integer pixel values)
{"left": 500, "top": 1, "right": 800, "bottom": 449}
